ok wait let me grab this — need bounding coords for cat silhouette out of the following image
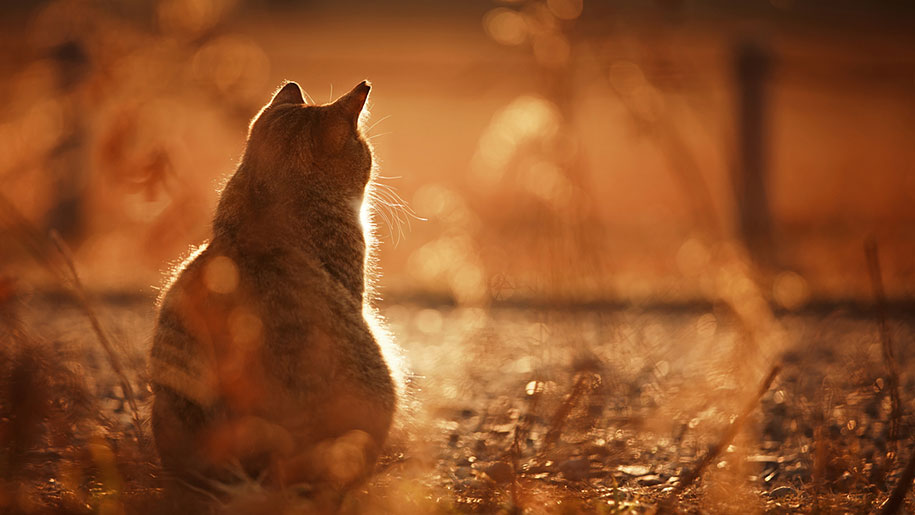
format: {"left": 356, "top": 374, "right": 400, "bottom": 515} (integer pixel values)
{"left": 149, "top": 80, "right": 396, "bottom": 508}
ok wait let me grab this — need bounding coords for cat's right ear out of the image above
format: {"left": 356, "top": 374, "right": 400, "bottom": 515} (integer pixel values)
{"left": 332, "top": 81, "right": 371, "bottom": 125}
{"left": 270, "top": 81, "right": 306, "bottom": 107}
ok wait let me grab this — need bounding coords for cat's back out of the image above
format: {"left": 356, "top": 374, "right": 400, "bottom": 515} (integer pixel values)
{"left": 150, "top": 80, "right": 398, "bottom": 498}
{"left": 150, "top": 238, "right": 346, "bottom": 399}
{"left": 152, "top": 220, "right": 394, "bottom": 425}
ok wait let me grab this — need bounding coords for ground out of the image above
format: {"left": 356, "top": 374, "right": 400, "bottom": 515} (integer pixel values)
{"left": 3, "top": 293, "right": 913, "bottom": 513}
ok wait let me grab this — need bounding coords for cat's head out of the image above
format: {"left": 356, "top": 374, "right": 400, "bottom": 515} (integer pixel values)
{"left": 244, "top": 80, "right": 373, "bottom": 199}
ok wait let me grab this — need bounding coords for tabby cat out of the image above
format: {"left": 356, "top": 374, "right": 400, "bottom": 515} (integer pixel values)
{"left": 149, "top": 80, "right": 396, "bottom": 503}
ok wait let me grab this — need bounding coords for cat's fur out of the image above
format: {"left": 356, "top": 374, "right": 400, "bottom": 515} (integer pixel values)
{"left": 149, "top": 81, "right": 396, "bottom": 500}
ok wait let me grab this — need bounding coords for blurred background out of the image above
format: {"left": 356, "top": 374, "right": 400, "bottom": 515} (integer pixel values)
{"left": 2, "top": 0, "right": 915, "bottom": 512}
{"left": 2, "top": 0, "right": 913, "bottom": 306}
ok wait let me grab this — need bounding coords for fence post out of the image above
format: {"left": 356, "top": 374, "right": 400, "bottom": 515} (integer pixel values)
{"left": 733, "top": 40, "right": 774, "bottom": 268}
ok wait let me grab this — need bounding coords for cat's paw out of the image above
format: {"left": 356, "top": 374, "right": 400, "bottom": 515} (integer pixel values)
{"left": 204, "top": 415, "right": 296, "bottom": 468}
{"left": 279, "top": 429, "right": 376, "bottom": 486}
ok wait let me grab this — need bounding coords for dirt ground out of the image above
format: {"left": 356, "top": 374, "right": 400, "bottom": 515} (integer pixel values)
{"left": 5, "top": 292, "right": 913, "bottom": 513}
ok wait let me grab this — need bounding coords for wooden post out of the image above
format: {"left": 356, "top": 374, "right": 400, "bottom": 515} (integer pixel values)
{"left": 44, "top": 40, "right": 90, "bottom": 244}
{"left": 733, "top": 40, "right": 774, "bottom": 267}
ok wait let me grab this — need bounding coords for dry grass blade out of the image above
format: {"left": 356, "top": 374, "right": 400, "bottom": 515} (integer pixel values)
{"left": 865, "top": 238, "right": 902, "bottom": 462}
{"left": 811, "top": 381, "right": 834, "bottom": 510}
{"left": 879, "top": 445, "right": 915, "bottom": 515}
{"left": 505, "top": 380, "right": 542, "bottom": 510}
{"left": 598, "top": 45, "right": 722, "bottom": 239}
{"left": 49, "top": 232, "right": 147, "bottom": 445}
{"left": 0, "top": 193, "right": 63, "bottom": 277}
{"left": 543, "top": 372, "right": 593, "bottom": 449}
{"left": 661, "top": 363, "right": 781, "bottom": 507}
{"left": 0, "top": 192, "right": 146, "bottom": 445}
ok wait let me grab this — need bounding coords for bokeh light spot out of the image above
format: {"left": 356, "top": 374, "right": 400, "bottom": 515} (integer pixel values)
{"left": 472, "top": 95, "right": 561, "bottom": 184}
{"left": 547, "top": 0, "right": 583, "bottom": 21}
{"left": 414, "top": 308, "right": 443, "bottom": 334}
{"left": 523, "top": 161, "right": 572, "bottom": 204}
{"left": 191, "top": 35, "right": 270, "bottom": 103}
{"left": 203, "top": 255, "right": 238, "bottom": 294}
{"left": 158, "top": 0, "right": 237, "bottom": 36}
{"left": 532, "top": 32, "right": 570, "bottom": 68}
{"left": 483, "top": 8, "right": 528, "bottom": 46}
{"left": 676, "top": 238, "right": 710, "bottom": 275}
{"left": 228, "top": 307, "right": 263, "bottom": 346}
{"left": 772, "top": 271, "right": 810, "bottom": 310}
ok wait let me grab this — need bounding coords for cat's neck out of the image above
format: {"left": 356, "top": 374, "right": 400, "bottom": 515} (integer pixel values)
{"left": 213, "top": 167, "right": 367, "bottom": 302}
{"left": 296, "top": 193, "right": 367, "bottom": 301}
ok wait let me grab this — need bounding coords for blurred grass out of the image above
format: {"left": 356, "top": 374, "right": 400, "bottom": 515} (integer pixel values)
{"left": 1, "top": 0, "right": 915, "bottom": 512}
{"left": 1, "top": 0, "right": 914, "bottom": 302}
{"left": 2, "top": 293, "right": 914, "bottom": 512}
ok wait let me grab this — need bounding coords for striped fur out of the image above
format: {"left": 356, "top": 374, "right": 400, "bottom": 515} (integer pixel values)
{"left": 149, "top": 81, "right": 396, "bottom": 496}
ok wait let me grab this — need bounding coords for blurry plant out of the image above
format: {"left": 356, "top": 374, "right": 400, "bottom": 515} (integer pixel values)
{"left": 474, "top": 1, "right": 813, "bottom": 511}
{"left": 483, "top": 0, "right": 582, "bottom": 69}
{"left": 408, "top": 184, "right": 487, "bottom": 304}
{"left": 477, "top": 0, "right": 604, "bottom": 304}
{"left": 1, "top": 193, "right": 147, "bottom": 444}
{"left": 0, "top": 0, "right": 271, "bottom": 286}
{"left": 0, "top": 192, "right": 169, "bottom": 513}
{"left": 0, "top": 288, "right": 97, "bottom": 513}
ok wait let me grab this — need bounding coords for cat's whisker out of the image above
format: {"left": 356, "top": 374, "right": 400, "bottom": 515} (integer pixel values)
{"left": 391, "top": 208, "right": 408, "bottom": 244}
{"left": 369, "top": 190, "right": 398, "bottom": 223}
{"left": 368, "top": 188, "right": 411, "bottom": 245}
{"left": 366, "top": 132, "right": 391, "bottom": 141}
{"left": 365, "top": 171, "right": 424, "bottom": 247}
{"left": 372, "top": 182, "right": 423, "bottom": 221}
{"left": 302, "top": 90, "right": 316, "bottom": 105}
{"left": 372, "top": 187, "right": 406, "bottom": 215}
{"left": 382, "top": 197, "right": 412, "bottom": 228}
{"left": 328, "top": 84, "right": 334, "bottom": 103}
{"left": 383, "top": 204, "right": 418, "bottom": 235}
{"left": 392, "top": 203, "right": 409, "bottom": 243}
{"left": 369, "top": 197, "right": 398, "bottom": 244}
{"left": 365, "top": 114, "right": 392, "bottom": 134}
{"left": 368, "top": 192, "right": 413, "bottom": 246}
{"left": 380, "top": 201, "right": 408, "bottom": 236}
{"left": 374, "top": 186, "right": 410, "bottom": 206}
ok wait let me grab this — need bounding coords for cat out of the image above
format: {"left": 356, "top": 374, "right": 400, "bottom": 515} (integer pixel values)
{"left": 148, "top": 80, "right": 397, "bottom": 506}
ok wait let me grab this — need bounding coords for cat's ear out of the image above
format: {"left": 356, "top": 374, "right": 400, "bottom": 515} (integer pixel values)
{"left": 332, "top": 80, "right": 370, "bottom": 125}
{"left": 270, "top": 81, "right": 306, "bottom": 107}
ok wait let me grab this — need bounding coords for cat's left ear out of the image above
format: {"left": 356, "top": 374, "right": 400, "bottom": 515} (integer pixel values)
{"left": 332, "top": 80, "right": 370, "bottom": 125}
{"left": 270, "top": 81, "right": 306, "bottom": 106}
